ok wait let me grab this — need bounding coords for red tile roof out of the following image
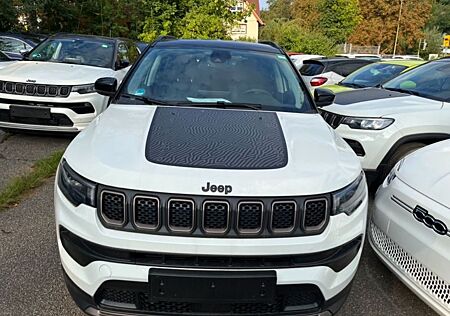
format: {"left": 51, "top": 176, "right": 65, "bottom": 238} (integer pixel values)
{"left": 246, "top": 0, "right": 264, "bottom": 25}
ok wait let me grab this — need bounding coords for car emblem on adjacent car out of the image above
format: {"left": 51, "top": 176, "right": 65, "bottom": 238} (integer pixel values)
{"left": 26, "top": 79, "right": 36, "bottom": 83}
{"left": 413, "top": 206, "right": 448, "bottom": 236}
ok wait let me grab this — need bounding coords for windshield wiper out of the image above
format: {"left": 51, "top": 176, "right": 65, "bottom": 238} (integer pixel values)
{"left": 176, "top": 101, "right": 262, "bottom": 110}
{"left": 120, "top": 94, "right": 175, "bottom": 106}
{"left": 383, "top": 87, "right": 422, "bottom": 97}
{"left": 339, "top": 82, "right": 365, "bottom": 88}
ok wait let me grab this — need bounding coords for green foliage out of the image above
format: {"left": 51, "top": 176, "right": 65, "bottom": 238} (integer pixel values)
{"left": 420, "top": 27, "right": 444, "bottom": 58}
{"left": 140, "top": 0, "right": 250, "bottom": 42}
{"left": 260, "top": 20, "right": 337, "bottom": 56}
{"left": 0, "top": 0, "right": 18, "bottom": 32}
{"left": 427, "top": 0, "right": 450, "bottom": 33}
{"left": 319, "top": 0, "right": 361, "bottom": 44}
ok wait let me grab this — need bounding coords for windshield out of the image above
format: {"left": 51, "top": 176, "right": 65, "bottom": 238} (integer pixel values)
{"left": 27, "top": 38, "right": 115, "bottom": 68}
{"left": 299, "top": 61, "right": 325, "bottom": 76}
{"left": 383, "top": 61, "right": 450, "bottom": 102}
{"left": 121, "top": 47, "right": 314, "bottom": 112}
{"left": 341, "top": 63, "right": 408, "bottom": 88}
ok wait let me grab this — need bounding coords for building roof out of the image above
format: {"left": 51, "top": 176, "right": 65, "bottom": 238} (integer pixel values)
{"left": 246, "top": 0, "right": 264, "bottom": 25}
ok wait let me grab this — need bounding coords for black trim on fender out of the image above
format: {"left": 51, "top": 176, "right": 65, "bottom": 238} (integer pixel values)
{"left": 59, "top": 226, "right": 362, "bottom": 273}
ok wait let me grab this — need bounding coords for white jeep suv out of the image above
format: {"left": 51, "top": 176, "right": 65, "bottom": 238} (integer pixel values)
{"left": 316, "top": 58, "right": 450, "bottom": 184}
{"left": 0, "top": 33, "right": 140, "bottom": 133}
{"left": 55, "top": 39, "right": 368, "bottom": 316}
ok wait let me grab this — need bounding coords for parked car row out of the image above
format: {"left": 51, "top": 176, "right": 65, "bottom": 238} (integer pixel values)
{"left": 0, "top": 35, "right": 448, "bottom": 316}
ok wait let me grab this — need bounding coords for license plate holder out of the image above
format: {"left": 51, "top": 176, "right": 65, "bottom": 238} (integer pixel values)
{"left": 149, "top": 269, "right": 276, "bottom": 303}
{"left": 10, "top": 105, "right": 51, "bottom": 119}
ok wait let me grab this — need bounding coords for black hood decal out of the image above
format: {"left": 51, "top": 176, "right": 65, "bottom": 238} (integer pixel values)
{"left": 145, "top": 107, "right": 288, "bottom": 169}
{"left": 334, "top": 88, "right": 408, "bottom": 105}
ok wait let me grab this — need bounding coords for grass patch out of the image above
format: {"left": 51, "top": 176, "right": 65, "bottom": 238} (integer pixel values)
{"left": 0, "top": 150, "right": 64, "bottom": 211}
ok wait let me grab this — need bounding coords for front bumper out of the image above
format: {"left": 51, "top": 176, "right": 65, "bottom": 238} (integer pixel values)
{"left": 370, "top": 177, "right": 450, "bottom": 315}
{"left": 55, "top": 185, "right": 367, "bottom": 315}
{"left": 0, "top": 92, "right": 107, "bottom": 132}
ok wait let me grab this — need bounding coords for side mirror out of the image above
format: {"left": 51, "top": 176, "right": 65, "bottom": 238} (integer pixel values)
{"left": 314, "top": 88, "right": 335, "bottom": 107}
{"left": 95, "top": 77, "right": 117, "bottom": 97}
{"left": 116, "top": 59, "right": 130, "bottom": 70}
{"left": 20, "top": 49, "right": 30, "bottom": 57}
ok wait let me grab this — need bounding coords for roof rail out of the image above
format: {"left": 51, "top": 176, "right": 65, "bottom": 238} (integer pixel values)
{"left": 258, "top": 40, "right": 283, "bottom": 52}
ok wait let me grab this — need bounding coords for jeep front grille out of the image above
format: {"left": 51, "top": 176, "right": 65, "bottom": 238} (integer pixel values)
{"left": 97, "top": 188, "right": 330, "bottom": 237}
{"left": 320, "top": 110, "right": 345, "bottom": 129}
{"left": 0, "top": 80, "right": 71, "bottom": 98}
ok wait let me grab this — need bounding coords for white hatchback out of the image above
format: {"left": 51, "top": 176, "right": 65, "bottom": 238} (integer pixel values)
{"left": 370, "top": 140, "right": 450, "bottom": 315}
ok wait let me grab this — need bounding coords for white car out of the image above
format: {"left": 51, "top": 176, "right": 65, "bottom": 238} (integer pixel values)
{"left": 289, "top": 54, "right": 324, "bottom": 68}
{"left": 316, "top": 58, "right": 450, "bottom": 184}
{"left": 370, "top": 140, "right": 450, "bottom": 315}
{"left": 300, "top": 58, "right": 373, "bottom": 92}
{"left": 0, "top": 33, "right": 139, "bottom": 133}
{"left": 55, "top": 39, "right": 368, "bottom": 316}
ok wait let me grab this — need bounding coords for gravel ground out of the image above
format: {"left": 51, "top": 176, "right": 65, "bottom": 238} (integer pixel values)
{"left": 0, "top": 177, "right": 437, "bottom": 316}
{"left": 0, "top": 131, "right": 71, "bottom": 191}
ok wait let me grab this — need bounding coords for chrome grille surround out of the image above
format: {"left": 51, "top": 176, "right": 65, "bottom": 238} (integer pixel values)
{"left": 302, "top": 198, "right": 328, "bottom": 232}
{"left": 0, "top": 80, "right": 72, "bottom": 98}
{"left": 202, "top": 200, "right": 230, "bottom": 234}
{"left": 270, "top": 201, "right": 297, "bottom": 233}
{"left": 100, "top": 190, "right": 126, "bottom": 227}
{"left": 133, "top": 195, "right": 160, "bottom": 231}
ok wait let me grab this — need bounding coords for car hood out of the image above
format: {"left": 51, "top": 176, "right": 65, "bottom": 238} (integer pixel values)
{"left": 64, "top": 104, "right": 361, "bottom": 197}
{"left": 325, "top": 88, "right": 443, "bottom": 117}
{"left": 0, "top": 61, "right": 16, "bottom": 70}
{"left": 0, "top": 61, "right": 114, "bottom": 84}
{"left": 397, "top": 140, "right": 450, "bottom": 208}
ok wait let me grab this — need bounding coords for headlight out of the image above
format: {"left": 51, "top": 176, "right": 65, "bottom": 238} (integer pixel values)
{"left": 57, "top": 159, "right": 96, "bottom": 207}
{"left": 72, "top": 84, "right": 96, "bottom": 94}
{"left": 332, "top": 172, "right": 367, "bottom": 216}
{"left": 342, "top": 117, "right": 394, "bottom": 130}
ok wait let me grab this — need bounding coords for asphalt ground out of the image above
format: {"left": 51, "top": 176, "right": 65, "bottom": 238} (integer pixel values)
{"left": 0, "top": 133, "right": 438, "bottom": 316}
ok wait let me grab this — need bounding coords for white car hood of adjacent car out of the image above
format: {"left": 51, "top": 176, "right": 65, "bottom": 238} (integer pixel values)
{"left": 398, "top": 140, "right": 450, "bottom": 208}
{"left": 64, "top": 104, "right": 361, "bottom": 197}
{"left": 326, "top": 90, "right": 443, "bottom": 117}
{"left": 0, "top": 61, "right": 16, "bottom": 70}
{"left": 0, "top": 61, "right": 115, "bottom": 85}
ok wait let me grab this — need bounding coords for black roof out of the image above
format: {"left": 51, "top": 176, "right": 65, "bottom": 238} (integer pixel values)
{"left": 155, "top": 39, "right": 282, "bottom": 54}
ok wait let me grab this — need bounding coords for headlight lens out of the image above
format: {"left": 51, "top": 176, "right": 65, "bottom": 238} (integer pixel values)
{"left": 72, "top": 84, "right": 96, "bottom": 94}
{"left": 342, "top": 117, "right": 394, "bottom": 130}
{"left": 57, "top": 159, "right": 96, "bottom": 207}
{"left": 332, "top": 172, "right": 367, "bottom": 216}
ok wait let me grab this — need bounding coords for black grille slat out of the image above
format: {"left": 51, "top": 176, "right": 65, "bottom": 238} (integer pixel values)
{"left": 203, "top": 201, "right": 229, "bottom": 233}
{"left": 168, "top": 199, "right": 194, "bottom": 232}
{"left": 304, "top": 199, "right": 327, "bottom": 230}
{"left": 320, "top": 110, "right": 345, "bottom": 129}
{"left": 271, "top": 202, "right": 296, "bottom": 232}
{"left": 238, "top": 202, "right": 263, "bottom": 234}
{"left": 0, "top": 80, "right": 71, "bottom": 98}
{"left": 134, "top": 197, "right": 159, "bottom": 229}
{"left": 101, "top": 191, "right": 126, "bottom": 226}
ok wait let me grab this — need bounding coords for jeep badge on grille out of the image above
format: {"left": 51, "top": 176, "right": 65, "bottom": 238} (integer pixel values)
{"left": 202, "top": 182, "right": 232, "bottom": 195}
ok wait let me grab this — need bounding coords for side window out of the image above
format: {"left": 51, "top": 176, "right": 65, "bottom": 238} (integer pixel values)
{"left": 126, "top": 42, "right": 140, "bottom": 64}
{"left": 0, "top": 38, "right": 26, "bottom": 53}
{"left": 116, "top": 42, "right": 130, "bottom": 68}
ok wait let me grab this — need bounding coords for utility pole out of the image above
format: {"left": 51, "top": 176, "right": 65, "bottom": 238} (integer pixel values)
{"left": 393, "top": 0, "right": 404, "bottom": 57}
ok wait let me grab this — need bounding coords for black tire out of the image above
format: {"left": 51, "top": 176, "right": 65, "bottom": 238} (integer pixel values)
{"left": 383, "top": 142, "right": 425, "bottom": 179}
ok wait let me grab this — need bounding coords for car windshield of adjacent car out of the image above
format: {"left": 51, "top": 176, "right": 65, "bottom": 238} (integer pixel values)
{"left": 383, "top": 61, "right": 450, "bottom": 102}
{"left": 121, "top": 46, "right": 314, "bottom": 113}
{"left": 27, "top": 37, "right": 115, "bottom": 68}
{"left": 340, "top": 63, "right": 408, "bottom": 88}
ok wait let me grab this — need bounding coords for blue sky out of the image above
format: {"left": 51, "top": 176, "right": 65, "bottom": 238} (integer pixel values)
{"left": 260, "top": 0, "right": 268, "bottom": 10}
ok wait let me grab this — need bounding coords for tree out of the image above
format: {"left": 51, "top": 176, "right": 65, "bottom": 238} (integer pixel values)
{"left": 260, "top": 20, "right": 337, "bottom": 55}
{"left": 262, "top": 0, "right": 293, "bottom": 21}
{"left": 139, "top": 0, "right": 250, "bottom": 42}
{"left": 319, "top": 0, "right": 360, "bottom": 44}
{"left": 349, "top": 0, "right": 432, "bottom": 54}
{"left": 427, "top": 0, "right": 450, "bottom": 33}
{"left": 0, "top": 0, "right": 18, "bottom": 32}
